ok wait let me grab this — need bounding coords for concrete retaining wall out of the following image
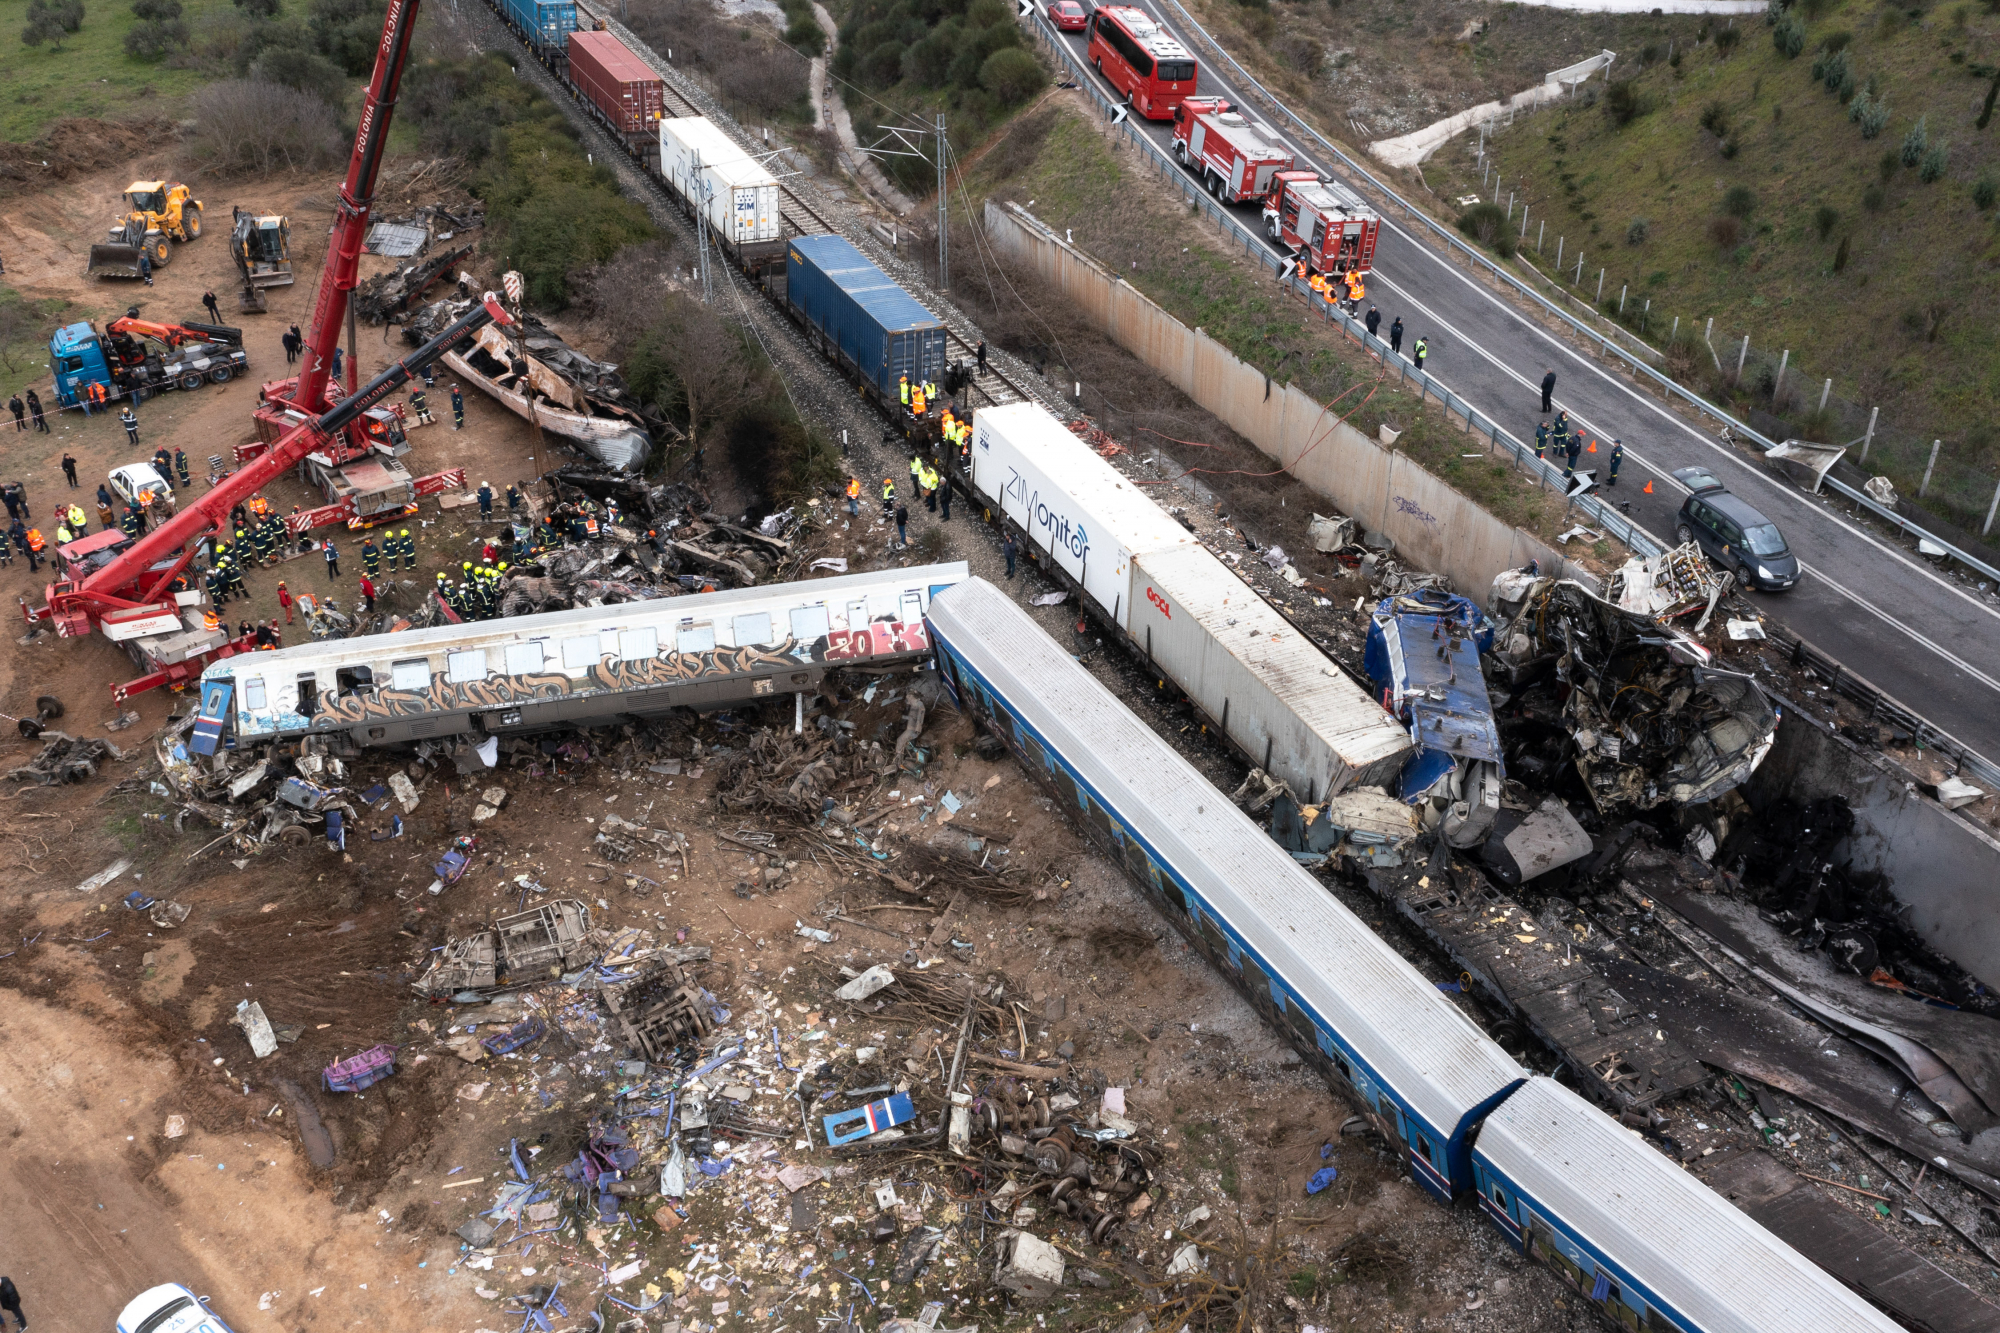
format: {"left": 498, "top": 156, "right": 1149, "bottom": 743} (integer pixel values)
{"left": 984, "top": 200, "right": 1586, "bottom": 599}
{"left": 1748, "top": 704, "right": 2000, "bottom": 991}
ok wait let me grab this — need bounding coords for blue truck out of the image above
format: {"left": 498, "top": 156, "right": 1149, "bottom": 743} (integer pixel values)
{"left": 50, "top": 315, "right": 249, "bottom": 409}
{"left": 784, "top": 234, "right": 947, "bottom": 406}
{"left": 497, "top": 0, "right": 576, "bottom": 56}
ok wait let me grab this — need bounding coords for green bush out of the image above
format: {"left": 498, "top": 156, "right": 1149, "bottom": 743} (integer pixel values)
{"left": 1603, "top": 80, "right": 1644, "bottom": 128}
{"left": 234, "top": 0, "right": 281, "bottom": 15}
{"left": 1455, "top": 201, "right": 1515, "bottom": 257}
{"left": 1900, "top": 115, "right": 1927, "bottom": 167}
{"left": 1813, "top": 203, "right": 1839, "bottom": 238}
{"left": 1975, "top": 177, "right": 1998, "bottom": 210}
{"left": 778, "top": 0, "right": 823, "bottom": 55}
{"left": 131, "top": 0, "right": 179, "bottom": 18}
{"left": 1699, "top": 100, "right": 1728, "bottom": 136}
{"left": 123, "top": 15, "right": 188, "bottom": 54}
{"left": 1858, "top": 97, "right": 1890, "bottom": 138}
{"left": 1714, "top": 25, "right": 1740, "bottom": 52}
{"left": 1723, "top": 184, "right": 1758, "bottom": 218}
{"left": 1626, "top": 216, "right": 1650, "bottom": 244}
{"left": 1918, "top": 142, "right": 1948, "bottom": 184}
{"left": 1772, "top": 12, "right": 1806, "bottom": 56}
{"left": 252, "top": 47, "right": 346, "bottom": 105}
{"left": 980, "top": 46, "right": 1044, "bottom": 104}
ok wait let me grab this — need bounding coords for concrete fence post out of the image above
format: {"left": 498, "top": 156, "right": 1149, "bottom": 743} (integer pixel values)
{"left": 1819, "top": 378, "right": 1832, "bottom": 412}
{"left": 1537, "top": 221, "right": 1545, "bottom": 251}
{"left": 1672, "top": 315, "right": 1679, "bottom": 342}
{"left": 1520, "top": 204, "right": 1529, "bottom": 237}
{"left": 1861, "top": 405, "right": 1878, "bottom": 462}
{"left": 1596, "top": 268, "right": 1604, "bottom": 302}
{"left": 1774, "top": 349, "right": 1789, "bottom": 403}
{"left": 1986, "top": 479, "right": 2000, "bottom": 538}
{"left": 1735, "top": 335, "right": 1749, "bottom": 385}
{"left": 1556, "top": 236, "right": 1563, "bottom": 268}
{"left": 1920, "top": 439, "right": 1941, "bottom": 498}
{"left": 1619, "top": 285, "right": 1627, "bottom": 314}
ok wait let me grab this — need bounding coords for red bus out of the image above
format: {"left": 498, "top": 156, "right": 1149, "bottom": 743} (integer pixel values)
{"left": 1086, "top": 5, "right": 1197, "bottom": 120}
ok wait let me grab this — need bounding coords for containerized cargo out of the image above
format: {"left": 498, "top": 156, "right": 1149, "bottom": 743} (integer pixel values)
{"left": 498, "top": 0, "right": 574, "bottom": 52}
{"left": 968, "top": 401, "right": 1195, "bottom": 627}
{"left": 657, "top": 117, "right": 782, "bottom": 257}
{"left": 785, "top": 234, "right": 947, "bottom": 402}
{"left": 568, "top": 30, "right": 664, "bottom": 137}
{"left": 1129, "top": 543, "right": 1410, "bottom": 798}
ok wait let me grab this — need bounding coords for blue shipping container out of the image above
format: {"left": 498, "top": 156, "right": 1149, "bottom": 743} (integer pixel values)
{"left": 786, "top": 234, "right": 947, "bottom": 401}
{"left": 500, "top": 0, "right": 575, "bottom": 51}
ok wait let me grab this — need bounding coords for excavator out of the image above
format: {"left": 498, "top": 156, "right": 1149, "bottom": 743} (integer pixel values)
{"left": 231, "top": 207, "right": 294, "bottom": 313}
{"left": 85, "top": 180, "right": 204, "bottom": 279}
{"left": 29, "top": 0, "right": 514, "bottom": 702}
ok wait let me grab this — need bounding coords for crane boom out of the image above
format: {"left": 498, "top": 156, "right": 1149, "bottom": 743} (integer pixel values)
{"left": 291, "top": 0, "right": 425, "bottom": 416}
{"left": 43, "top": 294, "right": 512, "bottom": 637}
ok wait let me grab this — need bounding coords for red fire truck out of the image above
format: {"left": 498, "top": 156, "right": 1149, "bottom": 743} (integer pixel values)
{"left": 1170, "top": 98, "right": 1295, "bottom": 204}
{"left": 1086, "top": 5, "right": 1197, "bottom": 120}
{"left": 1262, "top": 171, "right": 1382, "bottom": 278}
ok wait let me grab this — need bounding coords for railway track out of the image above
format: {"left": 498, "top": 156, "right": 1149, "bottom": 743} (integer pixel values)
{"left": 544, "top": 0, "right": 1034, "bottom": 415}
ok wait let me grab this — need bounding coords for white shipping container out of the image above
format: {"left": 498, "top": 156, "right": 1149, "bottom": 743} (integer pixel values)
{"left": 1129, "top": 544, "right": 1410, "bottom": 799}
{"left": 969, "top": 402, "right": 1195, "bottom": 628}
{"left": 657, "top": 117, "right": 781, "bottom": 245}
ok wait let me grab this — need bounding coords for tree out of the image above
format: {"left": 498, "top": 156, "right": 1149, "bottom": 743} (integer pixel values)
{"left": 1918, "top": 142, "right": 1948, "bottom": 184}
{"left": 252, "top": 47, "right": 347, "bottom": 106}
{"left": 21, "top": 0, "right": 84, "bottom": 49}
{"left": 623, "top": 295, "right": 766, "bottom": 458}
{"left": 131, "top": 0, "right": 181, "bottom": 17}
{"left": 1772, "top": 12, "right": 1805, "bottom": 56}
{"left": 124, "top": 16, "right": 188, "bottom": 55}
{"left": 234, "top": 0, "right": 282, "bottom": 16}
{"left": 1900, "top": 116, "right": 1927, "bottom": 168}
{"left": 979, "top": 47, "right": 1044, "bottom": 105}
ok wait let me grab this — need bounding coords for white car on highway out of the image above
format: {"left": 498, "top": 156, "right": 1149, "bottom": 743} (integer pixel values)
{"left": 116, "top": 1284, "right": 238, "bottom": 1333}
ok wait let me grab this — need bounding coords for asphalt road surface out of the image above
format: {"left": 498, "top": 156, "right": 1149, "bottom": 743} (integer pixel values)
{"left": 1050, "top": 7, "right": 2000, "bottom": 764}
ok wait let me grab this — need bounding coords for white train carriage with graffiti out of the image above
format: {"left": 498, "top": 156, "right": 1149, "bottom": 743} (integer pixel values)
{"left": 198, "top": 563, "right": 968, "bottom": 747}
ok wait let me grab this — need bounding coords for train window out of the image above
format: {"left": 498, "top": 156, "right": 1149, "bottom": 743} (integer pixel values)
{"left": 790, "top": 605, "right": 830, "bottom": 641}
{"left": 241, "top": 676, "right": 267, "bottom": 710}
{"left": 503, "top": 643, "right": 545, "bottom": 675}
{"left": 677, "top": 625, "right": 717, "bottom": 653}
{"left": 562, "top": 636, "right": 603, "bottom": 670}
{"left": 899, "top": 591, "right": 923, "bottom": 622}
{"left": 1416, "top": 1137, "right": 1434, "bottom": 1166}
{"left": 295, "top": 675, "right": 319, "bottom": 717}
{"left": 733, "top": 612, "right": 773, "bottom": 645}
{"left": 1490, "top": 1184, "right": 1508, "bottom": 1211}
{"left": 336, "top": 666, "right": 373, "bottom": 697}
{"left": 446, "top": 650, "right": 488, "bottom": 684}
{"left": 618, "top": 627, "right": 660, "bottom": 661}
{"left": 846, "top": 598, "right": 870, "bottom": 627}
{"left": 389, "top": 659, "right": 431, "bottom": 691}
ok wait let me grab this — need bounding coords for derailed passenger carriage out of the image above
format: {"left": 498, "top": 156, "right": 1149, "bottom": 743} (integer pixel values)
{"left": 1474, "top": 1078, "right": 1904, "bottom": 1333}
{"left": 927, "top": 579, "right": 1525, "bottom": 1200}
{"left": 204, "top": 564, "right": 967, "bottom": 748}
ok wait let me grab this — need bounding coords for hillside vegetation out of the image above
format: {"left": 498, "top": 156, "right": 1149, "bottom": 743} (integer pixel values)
{"left": 1441, "top": 0, "right": 1999, "bottom": 519}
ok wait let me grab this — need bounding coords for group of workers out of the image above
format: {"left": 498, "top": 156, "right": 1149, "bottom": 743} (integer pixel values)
{"left": 1534, "top": 411, "right": 1624, "bottom": 488}
{"left": 435, "top": 560, "right": 511, "bottom": 620}
{"left": 1298, "top": 258, "right": 1366, "bottom": 310}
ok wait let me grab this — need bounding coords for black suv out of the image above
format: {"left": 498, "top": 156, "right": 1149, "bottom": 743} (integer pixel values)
{"left": 1671, "top": 467, "right": 1800, "bottom": 592}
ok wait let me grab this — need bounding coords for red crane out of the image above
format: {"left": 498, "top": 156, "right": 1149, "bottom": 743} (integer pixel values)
{"left": 30, "top": 0, "right": 515, "bottom": 699}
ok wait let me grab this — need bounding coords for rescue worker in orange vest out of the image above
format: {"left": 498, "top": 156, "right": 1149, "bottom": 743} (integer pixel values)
{"left": 250, "top": 494, "right": 270, "bottom": 520}
{"left": 899, "top": 375, "right": 909, "bottom": 409}
{"left": 23, "top": 526, "right": 45, "bottom": 572}
{"left": 1295, "top": 257, "right": 1309, "bottom": 283}
{"left": 911, "top": 383, "right": 926, "bottom": 417}
{"left": 845, "top": 477, "right": 861, "bottom": 518}
{"left": 202, "top": 607, "right": 221, "bottom": 634}
{"left": 881, "top": 477, "right": 896, "bottom": 516}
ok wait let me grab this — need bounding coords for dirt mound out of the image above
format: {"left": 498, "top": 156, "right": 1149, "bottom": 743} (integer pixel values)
{"left": 0, "top": 117, "right": 180, "bottom": 196}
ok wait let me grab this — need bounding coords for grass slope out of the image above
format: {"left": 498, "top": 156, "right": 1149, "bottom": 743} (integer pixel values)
{"left": 1441, "top": 2, "right": 2000, "bottom": 514}
{"left": 0, "top": 0, "right": 240, "bottom": 142}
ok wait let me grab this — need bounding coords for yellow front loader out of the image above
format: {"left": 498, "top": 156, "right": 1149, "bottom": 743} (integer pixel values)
{"left": 86, "top": 181, "right": 204, "bottom": 279}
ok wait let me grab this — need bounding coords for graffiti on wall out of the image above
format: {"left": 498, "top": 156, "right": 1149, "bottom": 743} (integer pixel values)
{"left": 234, "top": 620, "right": 933, "bottom": 735}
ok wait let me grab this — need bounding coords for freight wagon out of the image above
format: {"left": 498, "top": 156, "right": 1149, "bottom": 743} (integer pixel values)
{"left": 658, "top": 117, "right": 785, "bottom": 274}
{"left": 496, "top": 0, "right": 575, "bottom": 56}
{"left": 785, "top": 234, "right": 948, "bottom": 406}
{"left": 1171, "top": 98, "right": 1294, "bottom": 204}
{"left": 967, "top": 402, "right": 1409, "bottom": 798}
{"left": 567, "top": 29, "right": 665, "bottom": 143}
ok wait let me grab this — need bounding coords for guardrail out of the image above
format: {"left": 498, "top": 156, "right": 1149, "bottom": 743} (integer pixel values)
{"left": 1025, "top": 19, "right": 1659, "bottom": 559}
{"left": 1152, "top": 0, "right": 2000, "bottom": 587}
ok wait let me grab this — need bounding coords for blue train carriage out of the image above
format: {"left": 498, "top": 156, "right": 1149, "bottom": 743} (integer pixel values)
{"left": 1473, "top": 1077, "right": 1906, "bottom": 1333}
{"left": 784, "top": 234, "right": 948, "bottom": 411}
{"left": 497, "top": 0, "right": 575, "bottom": 58}
{"left": 926, "top": 579, "right": 1525, "bottom": 1200}
{"left": 204, "top": 564, "right": 967, "bottom": 748}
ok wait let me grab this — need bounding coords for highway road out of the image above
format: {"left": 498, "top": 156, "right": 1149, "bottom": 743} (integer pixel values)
{"left": 1049, "top": 6, "right": 2000, "bottom": 764}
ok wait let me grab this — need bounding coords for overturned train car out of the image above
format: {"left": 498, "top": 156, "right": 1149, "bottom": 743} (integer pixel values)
{"left": 200, "top": 563, "right": 967, "bottom": 747}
